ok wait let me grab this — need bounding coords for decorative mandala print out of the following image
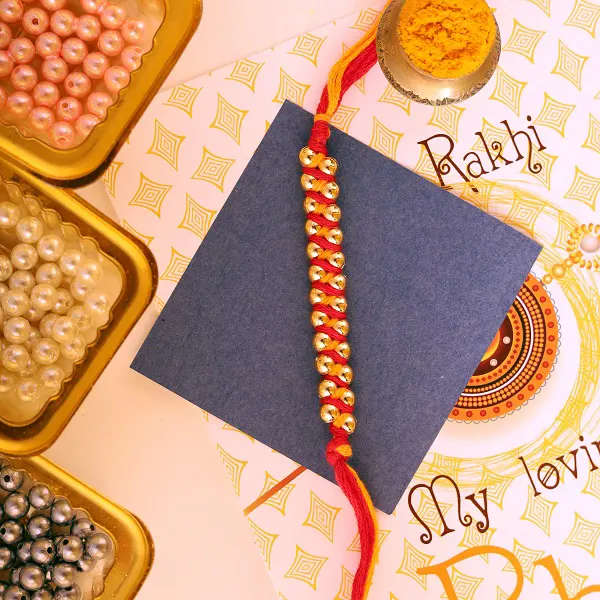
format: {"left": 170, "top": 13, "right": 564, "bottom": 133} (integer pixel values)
{"left": 451, "top": 273, "right": 559, "bottom": 422}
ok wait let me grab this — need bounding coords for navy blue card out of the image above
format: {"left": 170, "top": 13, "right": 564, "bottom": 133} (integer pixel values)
{"left": 133, "top": 101, "right": 541, "bottom": 514}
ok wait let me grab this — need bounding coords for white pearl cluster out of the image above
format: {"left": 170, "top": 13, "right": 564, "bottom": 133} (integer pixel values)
{"left": 0, "top": 184, "right": 117, "bottom": 423}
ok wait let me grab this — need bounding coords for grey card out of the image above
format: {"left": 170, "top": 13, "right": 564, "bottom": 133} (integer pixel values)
{"left": 133, "top": 101, "right": 541, "bottom": 514}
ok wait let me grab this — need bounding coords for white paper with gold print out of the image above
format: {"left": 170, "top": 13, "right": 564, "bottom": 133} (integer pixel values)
{"left": 107, "top": 1, "right": 600, "bottom": 598}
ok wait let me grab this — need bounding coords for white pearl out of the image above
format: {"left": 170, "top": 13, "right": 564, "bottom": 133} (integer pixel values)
{"left": 9, "top": 270, "right": 36, "bottom": 294}
{"left": 1, "top": 289, "right": 30, "bottom": 317}
{"left": 83, "top": 291, "right": 109, "bottom": 319}
{"left": 70, "top": 280, "right": 91, "bottom": 301}
{"left": 3, "top": 317, "right": 31, "bottom": 344}
{"left": 30, "top": 283, "right": 58, "bottom": 312}
{"left": 0, "top": 283, "right": 8, "bottom": 297}
{"left": 23, "top": 327, "right": 41, "bottom": 352}
{"left": 24, "top": 306, "right": 46, "bottom": 323}
{"left": 36, "top": 263, "right": 63, "bottom": 287}
{"left": 67, "top": 306, "right": 92, "bottom": 332}
{"left": 580, "top": 233, "right": 600, "bottom": 254}
{"left": 20, "top": 357, "right": 39, "bottom": 377}
{"left": 15, "top": 216, "right": 44, "bottom": 243}
{"left": 0, "top": 255, "right": 13, "bottom": 281}
{"left": 39, "top": 313, "right": 59, "bottom": 338}
{"left": 0, "top": 368, "right": 15, "bottom": 393}
{"left": 58, "top": 249, "right": 83, "bottom": 276}
{"left": 11, "top": 244, "right": 39, "bottom": 271}
{"left": 37, "top": 235, "right": 65, "bottom": 262}
{"left": 75, "top": 259, "right": 102, "bottom": 288}
{"left": 2, "top": 345, "right": 29, "bottom": 372}
{"left": 16, "top": 378, "right": 40, "bottom": 402}
{"left": 51, "top": 316, "right": 77, "bottom": 344}
{"left": 32, "top": 338, "right": 60, "bottom": 365}
{"left": 38, "top": 364, "right": 64, "bottom": 391}
{"left": 0, "top": 202, "right": 21, "bottom": 229}
{"left": 53, "top": 289, "right": 74, "bottom": 315}
{"left": 60, "top": 335, "right": 86, "bottom": 361}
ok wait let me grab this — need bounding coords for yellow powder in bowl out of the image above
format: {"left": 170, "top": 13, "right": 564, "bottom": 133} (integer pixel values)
{"left": 398, "top": 0, "right": 496, "bottom": 79}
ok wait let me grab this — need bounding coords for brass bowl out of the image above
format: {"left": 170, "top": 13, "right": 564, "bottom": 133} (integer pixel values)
{"left": 376, "top": 0, "right": 501, "bottom": 105}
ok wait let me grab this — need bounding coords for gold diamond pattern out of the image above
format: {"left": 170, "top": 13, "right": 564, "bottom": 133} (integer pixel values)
{"left": 347, "top": 529, "right": 390, "bottom": 556}
{"left": 428, "top": 104, "right": 466, "bottom": 139}
{"left": 506, "top": 195, "right": 544, "bottom": 237}
{"left": 210, "top": 94, "right": 248, "bottom": 145}
{"left": 160, "top": 247, "right": 192, "bottom": 283}
{"left": 216, "top": 445, "right": 247, "bottom": 496}
{"left": 379, "top": 84, "right": 411, "bottom": 114}
{"left": 408, "top": 491, "right": 453, "bottom": 536}
{"left": 414, "top": 144, "right": 446, "bottom": 185}
{"left": 459, "top": 524, "right": 497, "bottom": 563}
{"left": 583, "top": 113, "right": 600, "bottom": 154}
{"left": 163, "top": 83, "right": 201, "bottom": 117}
{"left": 178, "top": 194, "right": 217, "bottom": 240}
{"left": 552, "top": 560, "right": 588, "bottom": 597}
{"left": 471, "top": 119, "right": 512, "bottom": 154}
{"left": 551, "top": 40, "right": 589, "bottom": 90}
{"left": 397, "top": 539, "right": 434, "bottom": 589}
{"left": 370, "top": 117, "right": 403, "bottom": 160}
{"left": 504, "top": 20, "right": 545, "bottom": 62}
{"left": 122, "top": 219, "right": 154, "bottom": 247}
{"left": 248, "top": 519, "right": 279, "bottom": 569}
{"left": 330, "top": 105, "right": 360, "bottom": 133}
{"left": 519, "top": 147, "right": 558, "bottom": 189}
{"left": 564, "top": 513, "right": 600, "bottom": 555}
{"left": 490, "top": 67, "right": 528, "bottom": 115}
{"left": 520, "top": 487, "right": 558, "bottom": 536}
{"left": 503, "top": 540, "right": 545, "bottom": 582}
{"left": 102, "top": 161, "right": 122, "bottom": 197}
{"left": 441, "top": 567, "right": 483, "bottom": 600}
{"left": 583, "top": 471, "right": 600, "bottom": 501}
{"left": 334, "top": 566, "right": 353, "bottom": 600}
{"left": 565, "top": 0, "right": 600, "bottom": 36}
{"left": 147, "top": 120, "right": 186, "bottom": 171}
{"left": 535, "top": 93, "right": 576, "bottom": 136}
{"left": 497, "top": 587, "right": 509, "bottom": 600}
{"left": 226, "top": 59, "right": 265, "bottom": 92}
{"left": 273, "top": 69, "right": 311, "bottom": 106}
{"left": 221, "top": 423, "right": 255, "bottom": 441}
{"left": 526, "top": 0, "right": 551, "bottom": 15}
{"left": 153, "top": 296, "right": 165, "bottom": 314}
{"left": 192, "top": 148, "right": 236, "bottom": 192}
{"left": 352, "top": 8, "right": 380, "bottom": 31}
{"left": 479, "top": 468, "right": 513, "bottom": 510}
{"left": 302, "top": 491, "right": 341, "bottom": 543}
{"left": 129, "top": 173, "right": 172, "bottom": 218}
{"left": 564, "top": 167, "right": 600, "bottom": 210}
{"left": 289, "top": 33, "right": 326, "bottom": 66}
{"left": 258, "top": 472, "right": 296, "bottom": 515}
{"left": 284, "top": 546, "right": 328, "bottom": 590}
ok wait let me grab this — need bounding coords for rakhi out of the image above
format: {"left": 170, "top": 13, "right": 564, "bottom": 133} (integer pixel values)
{"left": 298, "top": 11, "right": 390, "bottom": 600}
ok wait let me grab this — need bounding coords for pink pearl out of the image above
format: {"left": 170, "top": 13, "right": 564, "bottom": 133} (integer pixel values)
{"left": 121, "top": 18, "right": 146, "bottom": 45}
{"left": 10, "top": 64, "right": 37, "bottom": 92}
{"left": 97, "top": 29, "right": 124, "bottom": 57}
{"left": 41, "top": 56, "right": 68, "bottom": 84}
{"left": 0, "top": 50, "right": 13, "bottom": 77}
{"left": 22, "top": 8, "right": 50, "bottom": 35}
{"left": 120, "top": 45, "right": 142, "bottom": 72}
{"left": 64, "top": 71, "right": 91, "bottom": 98}
{"left": 82, "top": 51, "right": 109, "bottom": 79}
{"left": 35, "top": 32, "right": 62, "bottom": 58}
{"left": 61, "top": 37, "right": 87, "bottom": 65}
{"left": 100, "top": 3, "right": 126, "bottom": 29}
{"left": 103, "top": 65, "right": 129, "bottom": 93}
{"left": 86, "top": 91, "right": 112, "bottom": 119}
{"left": 80, "top": 0, "right": 106, "bottom": 14}
{"left": 55, "top": 96, "right": 82, "bottom": 122}
{"left": 28, "top": 106, "right": 54, "bottom": 132}
{"left": 0, "top": 0, "right": 23, "bottom": 24}
{"left": 0, "top": 23, "right": 12, "bottom": 49}
{"left": 75, "top": 113, "right": 99, "bottom": 138}
{"left": 49, "top": 120, "right": 75, "bottom": 148}
{"left": 40, "top": 0, "right": 66, "bottom": 10}
{"left": 6, "top": 91, "right": 33, "bottom": 118}
{"left": 75, "top": 14, "right": 101, "bottom": 42}
{"left": 50, "top": 9, "right": 77, "bottom": 37}
{"left": 32, "top": 81, "right": 59, "bottom": 107}
{"left": 8, "top": 38, "right": 35, "bottom": 64}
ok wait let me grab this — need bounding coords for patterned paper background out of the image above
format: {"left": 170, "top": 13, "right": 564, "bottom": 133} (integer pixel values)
{"left": 105, "top": 1, "right": 600, "bottom": 598}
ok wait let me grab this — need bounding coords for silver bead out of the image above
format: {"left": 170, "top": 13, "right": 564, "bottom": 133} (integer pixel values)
{"left": 16, "top": 541, "right": 32, "bottom": 563}
{"left": 50, "top": 499, "right": 74, "bottom": 526}
{"left": 4, "top": 492, "right": 30, "bottom": 519}
{"left": 50, "top": 563, "right": 76, "bottom": 588}
{"left": 84, "top": 532, "right": 111, "bottom": 560}
{"left": 56, "top": 537, "right": 83, "bottom": 563}
{"left": 53, "top": 585, "right": 80, "bottom": 600}
{"left": 20, "top": 565, "right": 45, "bottom": 591}
{"left": 30, "top": 588, "right": 53, "bottom": 600}
{"left": 0, "top": 467, "right": 25, "bottom": 491}
{"left": 4, "top": 585, "right": 30, "bottom": 600}
{"left": 29, "top": 484, "right": 54, "bottom": 510}
{"left": 30, "top": 539, "right": 55, "bottom": 566}
{"left": 27, "top": 515, "right": 52, "bottom": 539}
{"left": 0, "top": 520, "right": 24, "bottom": 545}
{"left": 0, "top": 546, "right": 15, "bottom": 569}
{"left": 70, "top": 518, "right": 96, "bottom": 539}
{"left": 75, "top": 554, "right": 95, "bottom": 573}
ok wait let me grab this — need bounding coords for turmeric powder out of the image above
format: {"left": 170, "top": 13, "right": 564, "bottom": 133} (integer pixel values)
{"left": 398, "top": 0, "right": 496, "bottom": 79}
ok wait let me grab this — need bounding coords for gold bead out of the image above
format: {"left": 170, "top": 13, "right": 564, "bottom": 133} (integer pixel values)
{"left": 313, "top": 332, "right": 331, "bottom": 352}
{"left": 564, "top": 258, "right": 574, "bottom": 268}
{"left": 304, "top": 197, "right": 318, "bottom": 214}
{"left": 341, "top": 413, "right": 356, "bottom": 434}
{"left": 309, "top": 288, "right": 326, "bottom": 305}
{"left": 322, "top": 182, "right": 340, "bottom": 200}
{"left": 325, "top": 228, "right": 343, "bottom": 244}
{"left": 335, "top": 342, "right": 351, "bottom": 359}
{"left": 306, "top": 242, "right": 321, "bottom": 260}
{"left": 331, "top": 297, "right": 347, "bottom": 313}
{"left": 299, "top": 147, "right": 316, "bottom": 166}
{"left": 324, "top": 204, "right": 341, "bottom": 222}
{"left": 329, "top": 274, "right": 347, "bottom": 291}
{"left": 308, "top": 265, "right": 326, "bottom": 282}
{"left": 337, "top": 365, "right": 353, "bottom": 384}
{"left": 305, "top": 220, "right": 320, "bottom": 236}
{"left": 551, "top": 264, "right": 566, "bottom": 279}
{"left": 318, "top": 157, "right": 338, "bottom": 176}
{"left": 320, "top": 404, "right": 340, "bottom": 424}
{"left": 301, "top": 174, "right": 316, "bottom": 191}
{"left": 333, "top": 320, "right": 349, "bottom": 336}
{"left": 339, "top": 388, "right": 355, "bottom": 407}
{"left": 328, "top": 252, "right": 345, "bottom": 269}
{"left": 311, "top": 311, "right": 328, "bottom": 328}
{"left": 318, "top": 379, "right": 336, "bottom": 398}
{"left": 315, "top": 354, "right": 334, "bottom": 375}
{"left": 542, "top": 274, "right": 553, "bottom": 285}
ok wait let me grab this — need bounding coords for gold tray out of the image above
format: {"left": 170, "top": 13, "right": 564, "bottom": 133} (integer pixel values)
{"left": 0, "top": 161, "right": 157, "bottom": 456}
{"left": 0, "top": 0, "right": 202, "bottom": 188}
{"left": 10, "top": 454, "right": 154, "bottom": 599}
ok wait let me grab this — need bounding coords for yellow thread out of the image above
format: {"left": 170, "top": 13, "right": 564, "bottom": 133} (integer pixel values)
{"left": 333, "top": 413, "right": 350, "bottom": 428}
{"left": 321, "top": 272, "right": 333, "bottom": 284}
{"left": 326, "top": 317, "right": 341, "bottom": 329}
{"left": 330, "top": 364, "right": 344, "bottom": 377}
{"left": 319, "top": 249, "right": 333, "bottom": 260}
{"left": 326, "top": 340, "right": 341, "bottom": 351}
{"left": 336, "top": 444, "right": 353, "bottom": 457}
{"left": 307, "top": 152, "right": 326, "bottom": 168}
{"left": 316, "top": 226, "right": 331, "bottom": 237}
{"left": 332, "top": 388, "right": 345, "bottom": 399}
